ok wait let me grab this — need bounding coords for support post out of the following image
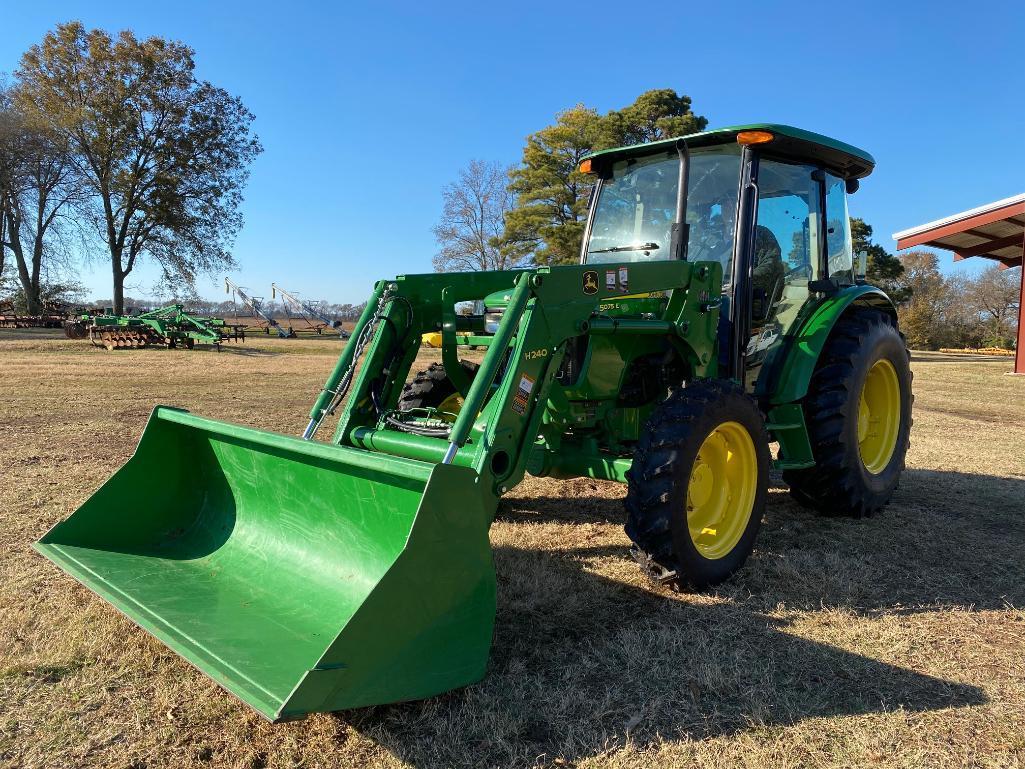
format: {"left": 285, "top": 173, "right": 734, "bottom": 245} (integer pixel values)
{"left": 1015, "top": 233, "right": 1025, "bottom": 374}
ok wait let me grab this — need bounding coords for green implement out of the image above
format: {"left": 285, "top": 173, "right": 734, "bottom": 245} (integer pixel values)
{"left": 80, "top": 303, "right": 240, "bottom": 349}
{"left": 37, "top": 124, "right": 912, "bottom": 721}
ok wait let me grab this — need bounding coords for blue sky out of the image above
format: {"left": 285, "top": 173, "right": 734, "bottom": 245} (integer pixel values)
{"left": 3, "top": 1, "right": 1024, "bottom": 303}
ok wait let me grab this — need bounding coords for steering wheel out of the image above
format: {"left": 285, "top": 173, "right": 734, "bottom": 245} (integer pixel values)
{"left": 785, "top": 262, "right": 813, "bottom": 281}
{"left": 687, "top": 219, "right": 727, "bottom": 264}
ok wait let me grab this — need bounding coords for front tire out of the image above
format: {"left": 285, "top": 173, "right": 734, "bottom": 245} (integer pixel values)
{"left": 783, "top": 309, "right": 912, "bottom": 517}
{"left": 398, "top": 361, "right": 479, "bottom": 419}
{"left": 625, "top": 381, "right": 770, "bottom": 589}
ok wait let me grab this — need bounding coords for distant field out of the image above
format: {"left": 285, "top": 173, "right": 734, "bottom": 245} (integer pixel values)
{"left": 1, "top": 330, "right": 1023, "bottom": 768}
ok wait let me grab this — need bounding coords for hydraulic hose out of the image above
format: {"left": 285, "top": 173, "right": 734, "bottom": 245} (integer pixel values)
{"left": 303, "top": 281, "right": 387, "bottom": 439}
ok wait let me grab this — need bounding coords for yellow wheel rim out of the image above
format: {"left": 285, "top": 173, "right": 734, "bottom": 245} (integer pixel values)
{"left": 858, "top": 358, "right": 901, "bottom": 475}
{"left": 435, "top": 392, "right": 464, "bottom": 422}
{"left": 687, "top": 421, "right": 758, "bottom": 560}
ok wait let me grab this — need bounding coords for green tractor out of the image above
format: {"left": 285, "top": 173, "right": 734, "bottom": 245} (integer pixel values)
{"left": 36, "top": 124, "right": 912, "bottom": 721}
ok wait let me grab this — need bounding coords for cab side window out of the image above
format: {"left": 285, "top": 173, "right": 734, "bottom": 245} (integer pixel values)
{"left": 824, "top": 173, "right": 854, "bottom": 285}
{"left": 744, "top": 159, "right": 822, "bottom": 386}
{"left": 752, "top": 159, "right": 821, "bottom": 320}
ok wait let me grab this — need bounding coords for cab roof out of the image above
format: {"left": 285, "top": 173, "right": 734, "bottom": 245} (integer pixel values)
{"left": 584, "top": 123, "right": 875, "bottom": 180}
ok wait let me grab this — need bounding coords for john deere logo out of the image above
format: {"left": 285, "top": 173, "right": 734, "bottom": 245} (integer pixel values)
{"left": 582, "top": 270, "right": 598, "bottom": 295}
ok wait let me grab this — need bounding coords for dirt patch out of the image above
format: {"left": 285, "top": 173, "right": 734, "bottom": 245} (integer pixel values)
{"left": 0, "top": 341, "right": 1022, "bottom": 768}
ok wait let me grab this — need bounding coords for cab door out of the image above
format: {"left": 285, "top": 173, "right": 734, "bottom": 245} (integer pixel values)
{"left": 742, "top": 157, "right": 824, "bottom": 389}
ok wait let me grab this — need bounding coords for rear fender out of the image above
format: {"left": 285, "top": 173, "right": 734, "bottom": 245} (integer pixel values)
{"left": 764, "top": 285, "right": 896, "bottom": 405}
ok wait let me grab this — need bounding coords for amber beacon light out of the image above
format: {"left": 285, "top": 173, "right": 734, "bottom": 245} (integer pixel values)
{"left": 736, "top": 130, "right": 775, "bottom": 145}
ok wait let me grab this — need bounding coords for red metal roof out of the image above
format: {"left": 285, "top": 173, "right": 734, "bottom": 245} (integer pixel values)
{"left": 893, "top": 193, "right": 1025, "bottom": 270}
{"left": 894, "top": 194, "right": 1024, "bottom": 373}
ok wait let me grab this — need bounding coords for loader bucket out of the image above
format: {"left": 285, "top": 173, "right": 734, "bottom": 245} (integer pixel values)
{"left": 35, "top": 406, "right": 497, "bottom": 721}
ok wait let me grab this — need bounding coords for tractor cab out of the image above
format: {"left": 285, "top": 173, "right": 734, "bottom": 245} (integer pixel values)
{"left": 580, "top": 124, "right": 876, "bottom": 388}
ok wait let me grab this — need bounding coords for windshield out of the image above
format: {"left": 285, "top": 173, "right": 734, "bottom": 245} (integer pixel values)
{"left": 584, "top": 145, "right": 744, "bottom": 282}
{"left": 682, "top": 145, "right": 743, "bottom": 283}
{"left": 585, "top": 152, "right": 679, "bottom": 264}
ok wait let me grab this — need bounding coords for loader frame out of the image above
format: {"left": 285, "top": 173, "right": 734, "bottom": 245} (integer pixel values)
{"left": 306, "top": 260, "right": 723, "bottom": 501}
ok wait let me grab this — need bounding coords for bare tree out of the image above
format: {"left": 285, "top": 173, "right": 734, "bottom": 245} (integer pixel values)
{"left": 433, "top": 159, "right": 516, "bottom": 272}
{"left": 969, "top": 264, "right": 1021, "bottom": 346}
{"left": 940, "top": 272, "right": 985, "bottom": 348}
{"left": 16, "top": 22, "right": 261, "bottom": 314}
{"left": 0, "top": 84, "right": 80, "bottom": 314}
{"left": 0, "top": 185, "right": 7, "bottom": 284}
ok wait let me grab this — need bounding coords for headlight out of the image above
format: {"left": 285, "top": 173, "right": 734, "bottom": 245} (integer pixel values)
{"left": 484, "top": 310, "right": 503, "bottom": 334}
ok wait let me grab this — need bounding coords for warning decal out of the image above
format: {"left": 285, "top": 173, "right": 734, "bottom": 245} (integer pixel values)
{"left": 511, "top": 372, "right": 536, "bottom": 415}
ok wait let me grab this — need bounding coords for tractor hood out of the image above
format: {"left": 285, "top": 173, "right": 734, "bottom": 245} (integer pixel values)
{"left": 483, "top": 288, "right": 513, "bottom": 311}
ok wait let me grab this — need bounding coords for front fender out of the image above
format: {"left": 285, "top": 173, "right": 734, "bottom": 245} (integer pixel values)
{"left": 764, "top": 285, "right": 896, "bottom": 405}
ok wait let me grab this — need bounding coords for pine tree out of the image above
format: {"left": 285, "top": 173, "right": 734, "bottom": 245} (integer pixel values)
{"left": 500, "top": 90, "right": 707, "bottom": 265}
{"left": 851, "top": 217, "right": 908, "bottom": 301}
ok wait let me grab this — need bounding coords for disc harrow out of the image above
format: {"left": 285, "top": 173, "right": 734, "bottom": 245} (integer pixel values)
{"left": 71, "top": 304, "right": 242, "bottom": 351}
{"left": 88, "top": 326, "right": 158, "bottom": 350}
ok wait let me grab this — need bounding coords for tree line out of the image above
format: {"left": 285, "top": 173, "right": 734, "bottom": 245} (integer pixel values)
{"left": 0, "top": 21, "right": 260, "bottom": 316}
{"left": 830, "top": 221, "right": 1019, "bottom": 350}
{"left": 433, "top": 89, "right": 1019, "bottom": 350}
{"left": 896, "top": 251, "right": 1020, "bottom": 349}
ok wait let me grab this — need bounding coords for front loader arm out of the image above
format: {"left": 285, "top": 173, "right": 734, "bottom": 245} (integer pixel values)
{"left": 320, "top": 260, "right": 721, "bottom": 500}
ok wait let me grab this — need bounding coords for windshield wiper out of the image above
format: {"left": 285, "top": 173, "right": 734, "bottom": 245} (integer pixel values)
{"left": 588, "top": 242, "right": 660, "bottom": 254}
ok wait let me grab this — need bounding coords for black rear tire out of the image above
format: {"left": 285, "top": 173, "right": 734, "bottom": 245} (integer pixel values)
{"left": 64, "top": 321, "right": 87, "bottom": 339}
{"left": 783, "top": 309, "right": 912, "bottom": 517}
{"left": 625, "top": 380, "right": 770, "bottom": 589}
{"left": 398, "top": 361, "right": 479, "bottom": 413}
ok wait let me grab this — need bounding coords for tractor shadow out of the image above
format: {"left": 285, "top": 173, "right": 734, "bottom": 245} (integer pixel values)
{"left": 336, "top": 469, "right": 1011, "bottom": 768}
{"left": 498, "top": 468, "right": 1025, "bottom": 615}
{"left": 749, "top": 468, "right": 1025, "bottom": 615}
{"left": 205, "top": 345, "right": 283, "bottom": 357}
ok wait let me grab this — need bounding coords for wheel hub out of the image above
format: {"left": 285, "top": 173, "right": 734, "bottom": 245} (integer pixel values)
{"left": 689, "top": 461, "right": 714, "bottom": 508}
{"left": 686, "top": 421, "right": 757, "bottom": 560}
{"left": 435, "top": 392, "right": 464, "bottom": 421}
{"left": 858, "top": 358, "right": 901, "bottom": 475}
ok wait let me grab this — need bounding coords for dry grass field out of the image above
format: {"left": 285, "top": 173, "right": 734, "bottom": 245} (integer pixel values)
{"left": 1, "top": 331, "right": 1023, "bottom": 769}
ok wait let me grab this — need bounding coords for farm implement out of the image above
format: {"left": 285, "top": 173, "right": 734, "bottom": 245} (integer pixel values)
{"left": 37, "top": 124, "right": 913, "bottom": 721}
{"left": 67, "top": 304, "right": 242, "bottom": 350}
{"left": 1, "top": 299, "right": 70, "bottom": 329}
{"left": 272, "top": 282, "right": 350, "bottom": 338}
{"left": 225, "top": 277, "right": 291, "bottom": 337}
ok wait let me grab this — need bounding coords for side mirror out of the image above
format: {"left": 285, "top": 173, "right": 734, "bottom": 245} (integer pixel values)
{"left": 846, "top": 178, "right": 860, "bottom": 194}
{"left": 856, "top": 250, "right": 868, "bottom": 281}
